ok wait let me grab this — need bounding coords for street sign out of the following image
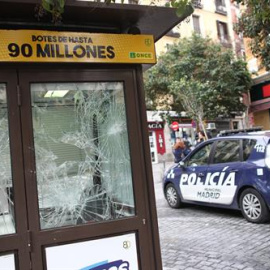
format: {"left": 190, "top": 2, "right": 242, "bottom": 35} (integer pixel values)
{"left": 171, "top": 121, "right": 179, "bottom": 131}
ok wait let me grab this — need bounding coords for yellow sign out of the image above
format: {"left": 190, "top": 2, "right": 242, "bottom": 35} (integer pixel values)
{"left": 0, "top": 30, "right": 156, "bottom": 64}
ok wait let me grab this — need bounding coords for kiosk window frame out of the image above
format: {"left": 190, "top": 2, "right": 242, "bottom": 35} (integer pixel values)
{"left": 0, "top": 66, "right": 158, "bottom": 270}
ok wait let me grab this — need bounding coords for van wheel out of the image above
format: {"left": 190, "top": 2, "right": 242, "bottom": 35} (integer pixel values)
{"left": 240, "top": 188, "right": 270, "bottom": 223}
{"left": 165, "top": 184, "right": 181, "bottom": 208}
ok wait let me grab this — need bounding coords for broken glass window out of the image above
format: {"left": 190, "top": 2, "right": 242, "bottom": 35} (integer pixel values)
{"left": 31, "top": 82, "right": 135, "bottom": 230}
{"left": 0, "top": 84, "right": 15, "bottom": 236}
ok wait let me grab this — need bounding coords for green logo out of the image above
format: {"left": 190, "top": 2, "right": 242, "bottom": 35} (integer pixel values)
{"left": 129, "top": 52, "right": 153, "bottom": 59}
{"left": 145, "top": 39, "right": 152, "bottom": 47}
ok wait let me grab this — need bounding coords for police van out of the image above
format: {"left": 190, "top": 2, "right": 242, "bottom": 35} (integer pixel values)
{"left": 163, "top": 129, "right": 270, "bottom": 223}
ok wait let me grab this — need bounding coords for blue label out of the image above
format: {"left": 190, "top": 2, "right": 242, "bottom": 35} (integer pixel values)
{"left": 80, "top": 260, "right": 130, "bottom": 270}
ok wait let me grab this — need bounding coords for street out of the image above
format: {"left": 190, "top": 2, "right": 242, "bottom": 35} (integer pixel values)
{"left": 152, "top": 162, "right": 270, "bottom": 270}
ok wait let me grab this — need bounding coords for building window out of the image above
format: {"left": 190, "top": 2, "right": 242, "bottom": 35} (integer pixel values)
{"left": 215, "top": 0, "right": 227, "bottom": 15}
{"left": 192, "top": 15, "right": 201, "bottom": 34}
{"left": 216, "top": 21, "right": 229, "bottom": 43}
{"left": 232, "top": 121, "right": 239, "bottom": 130}
{"left": 193, "top": 0, "right": 203, "bottom": 9}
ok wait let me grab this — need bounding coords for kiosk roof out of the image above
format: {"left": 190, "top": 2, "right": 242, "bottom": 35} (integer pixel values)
{"left": 0, "top": 0, "right": 189, "bottom": 42}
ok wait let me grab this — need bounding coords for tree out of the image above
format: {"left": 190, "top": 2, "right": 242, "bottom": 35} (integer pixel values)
{"left": 233, "top": 0, "right": 270, "bottom": 71}
{"left": 144, "top": 34, "right": 252, "bottom": 135}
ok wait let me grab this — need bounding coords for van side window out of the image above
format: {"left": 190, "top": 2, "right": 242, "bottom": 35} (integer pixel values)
{"left": 213, "top": 140, "right": 240, "bottom": 164}
{"left": 243, "top": 139, "right": 256, "bottom": 161}
{"left": 187, "top": 143, "right": 212, "bottom": 166}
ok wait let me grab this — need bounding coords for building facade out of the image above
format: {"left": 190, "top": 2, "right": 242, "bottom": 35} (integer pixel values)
{"left": 233, "top": 1, "right": 270, "bottom": 130}
{"left": 245, "top": 40, "right": 270, "bottom": 129}
{"left": 146, "top": 0, "right": 247, "bottom": 163}
{"left": 155, "top": 0, "right": 242, "bottom": 57}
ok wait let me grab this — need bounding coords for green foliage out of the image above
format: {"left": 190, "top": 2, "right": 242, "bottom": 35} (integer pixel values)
{"left": 233, "top": 0, "right": 270, "bottom": 70}
{"left": 38, "top": 0, "right": 193, "bottom": 24}
{"left": 37, "top": 0, "right": 65, "bottom": 23}
{"left": 165, "top": 0, "right": 194, "bottom": 18}
{"left": 144, "top": 34, "right": 252, "bottom": 123}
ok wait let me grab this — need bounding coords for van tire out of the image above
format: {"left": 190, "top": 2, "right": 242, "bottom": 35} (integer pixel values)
{"left": 165, "top": 184, "right": 182, "bottom": 208}
{"left": 240, "top": 188, "right": 270, "bottom": 223}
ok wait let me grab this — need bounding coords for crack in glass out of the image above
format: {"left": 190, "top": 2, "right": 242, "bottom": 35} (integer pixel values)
{"left": 31, "top": 82, "right": 135, "bottom": 230}
{"left": 0, "top": 84, "right": 15, "bottom": 236}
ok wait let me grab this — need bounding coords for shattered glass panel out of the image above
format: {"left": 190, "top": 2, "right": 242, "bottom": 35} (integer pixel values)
{"left": 0, "top": 84, "right": 15, "bottom": 236}
{"left": 31, "top": 82, "right": 135, "bottom": 230}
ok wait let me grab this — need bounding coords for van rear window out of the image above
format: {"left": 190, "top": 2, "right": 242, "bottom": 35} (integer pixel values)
{"left": 243, "top": 139, "right": 256, "bottom": 161}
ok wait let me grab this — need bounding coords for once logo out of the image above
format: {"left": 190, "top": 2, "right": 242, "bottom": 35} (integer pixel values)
{"left": 129, "top": 52, "right": 153, "bottom": 59}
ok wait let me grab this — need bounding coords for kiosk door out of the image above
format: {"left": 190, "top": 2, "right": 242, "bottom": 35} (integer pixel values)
{"left": 0, "top": 71, "right": 30, "bottom": 269}
{"left": 0, "top": 68, "right": 157, "bottom": 269}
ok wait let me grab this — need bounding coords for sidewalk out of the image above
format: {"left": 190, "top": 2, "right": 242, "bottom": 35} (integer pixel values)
{"left": 151, "top": 161, "right": 174, "bottom": 206}
{"left": 152, "top": 161, "right": 174, "bottom": 183}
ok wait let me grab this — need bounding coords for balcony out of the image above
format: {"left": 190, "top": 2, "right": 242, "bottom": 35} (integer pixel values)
{"left": 216, "top": 5, "right": 227, "bottom": 15}
{"left": 192, "top": 0, "right": 203, "bottom": 9}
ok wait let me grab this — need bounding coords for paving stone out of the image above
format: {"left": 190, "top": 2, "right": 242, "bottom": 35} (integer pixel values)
{"left": 232, "top": 264, "right": 246, "bottom": 270}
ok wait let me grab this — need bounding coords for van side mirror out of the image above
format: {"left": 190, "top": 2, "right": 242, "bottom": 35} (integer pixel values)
{"left": 179, "top": 161, "right": 186, "bottom": 168}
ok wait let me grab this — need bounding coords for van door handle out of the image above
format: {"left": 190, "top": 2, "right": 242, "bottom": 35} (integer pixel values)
{"left": 230, "top": 169, "right": 238, "bottom": 173}
{"left": 198, "top": 172, "right": 205, "bottom": 177}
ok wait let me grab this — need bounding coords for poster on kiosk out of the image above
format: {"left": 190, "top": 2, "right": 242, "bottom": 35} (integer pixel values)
{"left": 45, "top": 233, "right": 138, "bottom": 270}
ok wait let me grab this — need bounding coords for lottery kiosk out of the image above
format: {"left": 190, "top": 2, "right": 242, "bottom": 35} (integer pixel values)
{"left": 0, "top": 1, "right": 188, "bottom": 269}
